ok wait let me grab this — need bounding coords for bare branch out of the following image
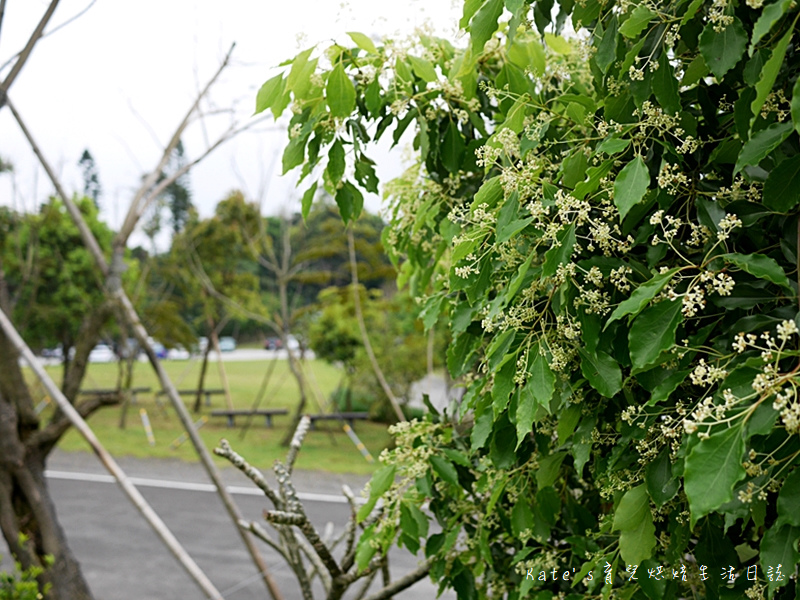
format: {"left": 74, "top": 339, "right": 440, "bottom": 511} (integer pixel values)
{"left": 0, "top": 0, "right": 60, "bottom": 108}
{"left": 361, "top": 560, "right": 432, "bottom": 600}
{"left": 114, "top": 43, "right": 236, "bottom": 247}
{"left": 214, "top": 439, "right": 282, "bottom": 508}
{"left": 286, "top": 415, "right": 311, "bottom": 473}
{"left": 240, "top": 520, "right": 291, "bottom": 562}
{"left": 0, "top": 0, "right": 7, "bottom": 50}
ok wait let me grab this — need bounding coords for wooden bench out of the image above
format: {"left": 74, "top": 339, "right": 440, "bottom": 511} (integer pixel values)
{"left": 210, "top": 408, "right": 288, "bottom": 428}
{"left": 307, "top": 412, "right": 369, "bottom": 429}
{"left": 156, "top": 388, "right": 225, "bottom": 407}
{"left": 80, "top": 387, "right": 151, "bottom": 404}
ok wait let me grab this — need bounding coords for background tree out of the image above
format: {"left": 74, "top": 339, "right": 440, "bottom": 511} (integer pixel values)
{"left": 77, "top": 149, "right": 101, "bottom": 208}
{"left": 262, "top": 2, "right": 800, "bottom": 598}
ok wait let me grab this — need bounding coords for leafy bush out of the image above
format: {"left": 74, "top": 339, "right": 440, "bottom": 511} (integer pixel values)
{"left": 260, "top": 0, "right": 800, "bottom": 598}
{"left": 0, "top": 555, "right": 50, "bottom": 600}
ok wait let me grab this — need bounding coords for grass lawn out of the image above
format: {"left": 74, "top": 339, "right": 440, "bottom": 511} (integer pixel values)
{"left": 28, "top": 358, "right": 390, "bottom": 476}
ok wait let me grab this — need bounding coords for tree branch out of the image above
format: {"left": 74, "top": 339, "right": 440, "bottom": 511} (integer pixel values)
{"left": 0, "top": 0, "right": 60, "bottom": 109}
{"left": 214, "top": 439, "right": 283, "bottom": 508}
{"left": 114, "top": 43, "right": 236, "bottom": 247}
{"left": 361, "top": 560, "right": 432, "bottom": 600}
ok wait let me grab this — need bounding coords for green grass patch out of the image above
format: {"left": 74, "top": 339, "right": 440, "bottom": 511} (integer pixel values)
{"left": 29, "top": 358, "right": 389, "bottom": 476}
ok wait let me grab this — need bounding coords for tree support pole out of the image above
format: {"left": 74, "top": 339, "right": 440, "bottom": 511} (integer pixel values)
{"left": 0, "top": 308, "right": 224, "bottom": 600}
{"left": 7, "top": 96, "right": 285, "bottom": 600}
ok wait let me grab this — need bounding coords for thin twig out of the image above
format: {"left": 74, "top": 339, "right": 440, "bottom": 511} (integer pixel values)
{"left": 361, "top": 560, "right": 432, "bottom": 600}
{"left": 214, "top": 440, "right": 282, "bottom": 508}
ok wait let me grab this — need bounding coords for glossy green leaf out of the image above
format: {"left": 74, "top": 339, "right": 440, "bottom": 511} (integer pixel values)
{"left": 680, "top": 0, "right": 704, "bottom": 25}
{"left": 699, "top": 17, "right": 747, "bottom": 80}
{"left": 721, "top": 252, "right": 794, "bottom": 294}
{"left": 326, "top": 62, "right": 356, "bottom": 118}
{"left": 470, "top": 0, "right": 504, "bottom": 54}
{"left": 326, "top": 139, "right": 345, "bottom": 185}
{"left": 255, "top": 74, "right": 285, "bottom": 115}
{"left": 685, "top": 424, "right": 746, "bottom": 526}
{"left": 776, "top": 468, "right": 800, "bottom": 528}
{"left": 735, "top": 121, "right": 794, "bottom": 174}
{"left": 544, "top": 33, "right": 572, "bottom": 54}
{"left": 536, "top": 452, "right": 567, "bottom": 488}
{"left": 355, "top": 525, "right": 377, "bottom": 570}
{"left": 645, "top": 447, "right": 679, "bottom": 506}
{"left": 760, "top": 525, "right": 800, "bottom": 593}
{"left": 335, "top": 181, "right": 363, "bottom": 222}
{"left": 460, "top": 0, "right": 484, "bottom": 28}
{"left": 750, "top": 0, "right": 792, "bottom": 53}
{"left": 597, "top": 137, "right": 630, "bottom": 155}
{"left": 357, "top": 465, "right": 396, "bottom": 522}
{"left": 750, "top": 25, "right": 794, "bottom": 129}
{"left": 511, "top": 501, "right": 535, "bottom": 537}
{"left": 793, "top": 77, "right": 800, "bottom": 135}
{"left": 606, "top": 268, "right": 679, "bottom": 326}
{"left": 300, "top": 182, "right": 317, "bottom": 221}
{"left": 629, "top": 299, "right": 683, "bottom": 371}
{"left": 282, "top": 135, "right": 307, "bottom": 174}
{"left": 652, "top": 52, "right": 681, "bottom": 115}
{"left": 542, "top": 224, "right": 576, "bottom": 278}
{"left": 442, "top": 121, "right": 466, "bottom": 174}
{"left": 612, "top": 485, "right": 656, "bottom": 565}
{"left": 681, "top": 54, "right": 709, "bottom": 86}
{"left": 347, "top": 31, "right": 378, "bottom": 54}
{"left": 471, "top": 176, "right": 504, "bottom": 211}
{"left": 614, "top": 156, "right": 650, "bottom": 220}
{"left": 595, "top": 15, "right": 618, "bottom": 74}
{"left": 430, "top": 455, "right": 460, "bottom": 486}
{"left": 516, "top": 346, "right": 555, "bottom": 446}
{"left": 619, "top": 5, "right": 655, "bottom": 39}
{"left": 286, "top": 47, "right": 315, "bottom": 96}
{"left": 578, "top": 347, "right": 622, "bottom": 398}
{"left": 763, "top": 155, "right": 800, "bottom": 212}
{"left": 408, "top": 55, "right": 438, "bottom": 82}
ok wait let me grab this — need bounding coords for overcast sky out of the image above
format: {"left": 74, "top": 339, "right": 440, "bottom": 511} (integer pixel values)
{"left": 0, "top": 0, "right": 461, "bottom": 246}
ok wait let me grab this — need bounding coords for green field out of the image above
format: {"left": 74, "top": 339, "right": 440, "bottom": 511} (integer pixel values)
{"left": 29, "top": 358, "right": 389, "bottom": 476}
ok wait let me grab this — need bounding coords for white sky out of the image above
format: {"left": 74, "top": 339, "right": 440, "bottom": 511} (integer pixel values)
{"left": 0, "top": 0, "right": 462, "bottom": 246}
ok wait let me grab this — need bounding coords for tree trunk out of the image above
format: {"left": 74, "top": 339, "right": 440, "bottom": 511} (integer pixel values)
{"left": 0, "top": 331, "right": 94, "bottom": 600}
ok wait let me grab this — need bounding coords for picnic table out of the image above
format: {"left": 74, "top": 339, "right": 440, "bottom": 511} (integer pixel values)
{"left": 306, "top": 412, "right": 369, "bottom": 429}
{"left": 210, "top": 408, "right": 288, "bottom": 428}
{"left": 156, "top": 388, "right": 225, "bottom": 407}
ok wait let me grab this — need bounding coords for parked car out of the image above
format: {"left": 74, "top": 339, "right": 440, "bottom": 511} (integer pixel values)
{"left": 264, "top": 337, "right": 282, "bottom": 350}
{"left": 166, "top": 345, "right": 190, "bottom": 360}
{"left": 88, "top": 344, "right": 116, "bottom": 363}
{"left": 218, "top": 336, "right": 236, "bottom": 352}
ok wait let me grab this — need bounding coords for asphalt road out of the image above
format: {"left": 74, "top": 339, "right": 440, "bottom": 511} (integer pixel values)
{"left": 0, "top": 452, "right": 453, "bottom": 600}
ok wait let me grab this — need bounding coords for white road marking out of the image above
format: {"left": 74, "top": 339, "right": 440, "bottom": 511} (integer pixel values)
{"left": 44, "top": 470, "right": 356, "bottom": 504}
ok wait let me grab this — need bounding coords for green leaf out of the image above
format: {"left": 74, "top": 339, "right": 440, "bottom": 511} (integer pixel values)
{"left": 430, "top": 455, "right": 459, "bottom": 486}
{"left": 680, "top": 0, "right": 704, "bottom": 25}
{"left": 606, "top": 268, "right": 679, "bottom": 326}
{"left": 597, "top": 137, "right": 630, "bottom": 155}
{"left": 516, "top": 346, "right": 555, "bottom": 447}
{"left": 335, "top": 181, "right": 363, "bottom": 222}
{"left": 595, "top": 16, "right": 618, "bottom": 74}
{"left": 282, "top": 135, "right": 307, "bottom": 174}
{"left": 347, "top": 31, "right": 378, "bottom": 54}
{"left": 461, "top": 0, "right": 484, "bottom": 29}
{"left": 793, "top": 77, "right": 800, "bottom": 136}
{"left": 578, "top": 348, "right": 622, "bottom": 398}
{"left": 750, "top": 0, "right": 792, "bottom": 53}
{"left": 286, "top": 47, "right": 315, "bottom": 97}
{"left": 357, "top": 465, "right": 396, "bottom": 522}
{"left": 776, "top": 468, "right": 800, "bottom": 528}
{"left": 735, "top": 121, "right": 794, "bottom": 175}
{"left": 698, "top": 18, "right": 747, "bottom": 80}
{"left": 652, "top": 52, "right": 681, "bottom": 115}
{"left": 544, "top": 33, "right": 573, "bottom": 54}
{"left": 442, "top": 121, "right": 466, "bottom": 174}
{"left": 355, "top": 525, "right": 378, "bottom": 570}
{"left": 629, "top": 299, "right": 683, "bottom": 371}
{"left": 300, "top": 182, "right": 317, "bottom": 221}
{"left": 326, "top": 62, "right": 356, "bottom": 118}
{"left": 685, "top": 424, "right": 746, "bottom": 526}
{"left": 470, "top": 0, "right": 504, "bottom": 54}
{"left": 511, "top": 501, "right": 535, "bottom": 537}
{"left": 471, "top": 176, "right": 504, "bottom": 212}
{"left": 750, "top": 25, "right": 794, "bottom": 129}
{"left": 721, "top": 252, "right": 794, "bottom": 295}
{"left": 408, "top": 55, "right": 438, "bottom": 83}
{"left": 326, "top": 139, "right": 346, "bottom": 185}
{"left": 645, "top": 447, "right": 679, "bottom": 506}
{"left": 536, "top": 452, "right": 567, "bottom": 488}
{"left": 255, "top": 74, "right": 285, "bottom": 115}
{"left": 619, "top": 5, "right": 655, "bottom": 39}
{"left": 557, "top": 404, "right": 582, "bottom": 444}
{"left": 614, "top": 156, "right": 650, "bottom": 220}
{"left": 760, "top": 525, "right": 800, "bottom": 594}
{"left": 612, "top": 485, "right": 656, "bottom": 565}
{"left": 542, "top": 224, "right": 576, "bottom": 278}
{"left": 472, "top": 410, "right": 493, "bottom": 450}
{"left": 764, "top": 155, "right": 800, "bottom": 212}
{"left": 681, "top": 54, "right": 708, "bottom": 86}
